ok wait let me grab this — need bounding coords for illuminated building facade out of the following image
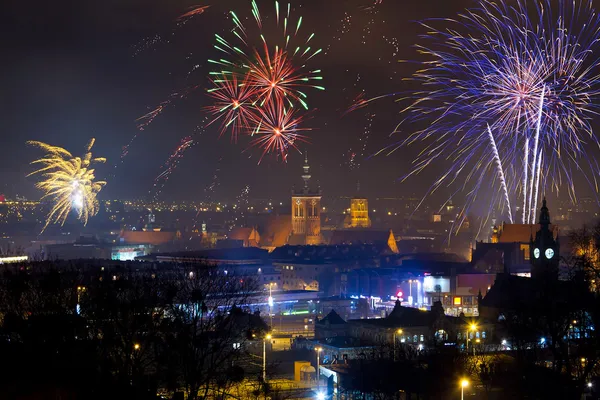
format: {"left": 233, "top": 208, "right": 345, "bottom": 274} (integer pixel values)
{"left": 291, "top": 154, "right": 322, "bottom": 245}
{"left": 347, "top": 198, "right": 371, "bottom": 228}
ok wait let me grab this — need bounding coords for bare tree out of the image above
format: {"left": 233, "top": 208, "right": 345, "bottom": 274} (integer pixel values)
{"left": 162, "top": 263, "right": 263, "bottom": 400}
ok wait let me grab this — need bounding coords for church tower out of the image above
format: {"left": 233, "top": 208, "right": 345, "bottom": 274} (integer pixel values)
{"left": 291, "top": 153, "right": 322, "bottom": 245}
{"left": 530, "top": 198, "right": 559, "bottom": 279}
{"left": 346, "top": 182, "right": 371, "bottom": 228}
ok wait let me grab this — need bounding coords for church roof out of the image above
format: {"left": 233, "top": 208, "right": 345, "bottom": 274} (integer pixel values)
{"left": 480, "top": 273, "right": 586, "bottom": 310}
{"left": 497, "top": 223, "right": 558, "bottom": 243}
{"left": 329, "top": 229, "right": 398, "bottom": 253}
{"left": 270, "top": 244, "right": 385, "bottom": 263}
{"left": 228, "top": 227, "right": 260, "bottom": 246}
{"left": 119, "top": 230, "right": 179, "bottom": 245}
{"left": 350, "top": 300, "right": 463, "bottom": 328}
{"left": 259, "top": 215, "right": 292, "bottom": 248}
{"left": 316, "top": 309, "right": 347, "bottom": 325}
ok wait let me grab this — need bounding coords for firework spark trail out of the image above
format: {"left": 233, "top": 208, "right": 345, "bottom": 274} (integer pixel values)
{"left": 522, "top": 138, "right": 529, "bottom": 223}
{"left": 528, "top": 85, "right": 546, "bottom": 223}
{"left": 533, "top": 151, "right": 543, "bottom": 222}
{"left": 176, "top": 5, "right": 210, "bottom": 22}
{"left": 487, "top": 124, "right": 513, "bottom": 223}
{"left": 151, "top": 136, "right": 197, "bottom": 201}
{"left": 27, "top": 139, "right": 106, "bottom": 232}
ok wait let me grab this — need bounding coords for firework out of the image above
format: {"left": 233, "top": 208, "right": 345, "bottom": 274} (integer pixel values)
{"left": 206, "top": 74, "right": 258, "bottom": 141}
{"left": 248, "top": 101, "right": 309, "bottom": 163}
{"left": 206, "top": 0, "right": 323, "bottom": 144}
{"left": 28, "top": 139, "right": 106, "bottom": 232}
{"left": 397, "top": 0, "right": 600, "bottom": 225}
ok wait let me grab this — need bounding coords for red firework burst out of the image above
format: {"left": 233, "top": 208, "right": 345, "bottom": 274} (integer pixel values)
{"left": 206, "top": 74, "right": 258, "bottom": 142}
{"left": 246, "top": 46, "right": 315, "bottom": 110}
{"left": 248, "top": 101, "right": 310, "bottom": 163}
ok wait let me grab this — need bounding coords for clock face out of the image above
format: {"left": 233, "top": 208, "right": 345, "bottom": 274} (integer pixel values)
{"left": 533, "top": 248, "right": 540, "bottom": 259}
{"left": 545, "top": 248, "right": 555, "bottom": 259}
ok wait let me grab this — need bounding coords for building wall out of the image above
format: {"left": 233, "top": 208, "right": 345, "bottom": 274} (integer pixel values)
{"left": 279, "top": 263, "right": 321, "bottom": 291}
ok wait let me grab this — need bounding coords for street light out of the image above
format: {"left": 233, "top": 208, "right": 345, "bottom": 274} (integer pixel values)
{"left": 133, "top": 343, "right": 140, "bottom": 351}
{"left": 460, "top": 379, "right": 469, "bottom": 400}
{"left": 315, "top": 347, "right": 323, "bottom": 389}
{"left": 263, "top": 334, "right": 272, "bottom": 382}
{"left": 466, "top": 323, "right": 477, "bottom": 354}
{"left": 393, "top": 328, "right": 403, "bottom": 361}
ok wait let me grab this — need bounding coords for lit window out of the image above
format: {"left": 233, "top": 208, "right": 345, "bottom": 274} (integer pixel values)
{"left": 420, "top": 335, "right": 424, "bottom": 342}
{"left": 413, "top": 335, "right": 418, "bottom": 342}
{"left": 453, "top": 297, "right": 462, "bottom": 306}
{"left": 476, "top": 332, "right": 480, "bottom": 339}
{"left": 521, "top": 244, "right": 530, "bottom": 260}
{"left": 482, "top": 331, "right": 486, "bottom": 339}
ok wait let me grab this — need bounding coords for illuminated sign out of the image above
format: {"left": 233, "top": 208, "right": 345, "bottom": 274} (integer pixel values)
{"left": 423, "top": 276, "right": 450, "bottom": 293}
{"left": 453, "top": 297, "right": 462, "bottom": 305}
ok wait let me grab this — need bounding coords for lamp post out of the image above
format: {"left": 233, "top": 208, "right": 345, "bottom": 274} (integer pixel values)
{"left": 268, "top": 282, "right": 274, "bottom": 329}
{"left": 460, "top": 379, "right": 469, "bottom": 400}
{"left": 466, "top": 323, "right": 477, "bottom": 354}
{"left": 263, "top": 334, "right": 271, "bottom": 382}
{"left": 393, "top": 329, "right": 403, "bottom": 361}
{"left": 315, "top": 347, "right": 322, "bottom": 389}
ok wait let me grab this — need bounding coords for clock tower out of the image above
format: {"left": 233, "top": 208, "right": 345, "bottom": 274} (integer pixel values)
{"left": 530, "top": 198, "right": 559, "bottom": 279}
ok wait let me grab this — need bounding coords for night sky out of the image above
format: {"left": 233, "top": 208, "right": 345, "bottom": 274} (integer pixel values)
{"left": 4, "top": 0, "right": 481, "bottom": 204}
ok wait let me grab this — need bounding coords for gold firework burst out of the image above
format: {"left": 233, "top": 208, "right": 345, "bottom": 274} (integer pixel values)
{"left": 27, "top": 139, "right": 107, "bottom": 232}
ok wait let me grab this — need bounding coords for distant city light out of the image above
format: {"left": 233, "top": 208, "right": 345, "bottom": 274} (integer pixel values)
{"left": 0, "top": 256, "right": 28, "bottom": 264}
{"left": 316, "top": 392, "right": 325, "bottom": 400}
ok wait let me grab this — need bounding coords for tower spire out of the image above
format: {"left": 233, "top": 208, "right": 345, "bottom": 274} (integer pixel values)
{"left": 301, "top": 151, "right": 311, "bottom": 191}
{"left": 539, "top": 196, "right": 550, "bottom": 228}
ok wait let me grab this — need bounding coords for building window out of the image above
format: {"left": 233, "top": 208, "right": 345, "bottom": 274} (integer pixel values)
{"left": 413, "top": 335, "right": 418, "bottom": 343}
{"left": 482, "top": 331, "right": 486, "bottom": 339}
{"left": 453, "top": 297, "right": 462, "bottom": 306}
{"left": 521, "top": 244, "right": 530, "bottom": 260}
{"left": 420, "top": 335, "right": 424, "bottom": 342}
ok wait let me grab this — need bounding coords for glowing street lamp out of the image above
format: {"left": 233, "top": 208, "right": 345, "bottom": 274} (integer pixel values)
{"left": 263, "top": 334, "right": 272, "bottom": 382}
{"left": 315, "top": 347, "right": 323, "bottom": 389}
{"left": 393, "top": 328, "right": 403, "bottom": 361}
{"left": 466, "top": 323, "right": 477, "bottom": 354}
{"left": 460, "top": 379, "right": 469, "bottom": 400}
{"left": 133, "top": 343, "right": 140, "bottom": 351}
